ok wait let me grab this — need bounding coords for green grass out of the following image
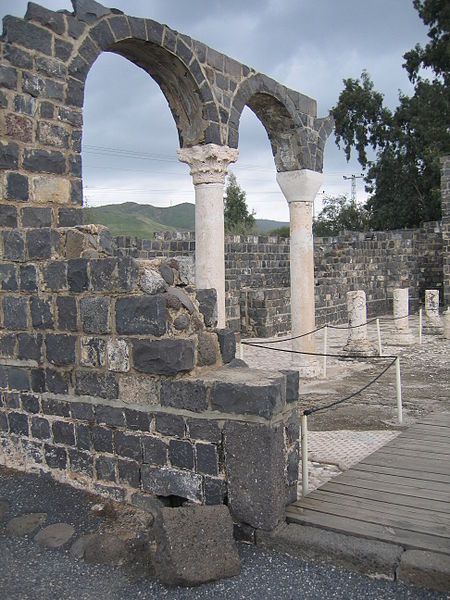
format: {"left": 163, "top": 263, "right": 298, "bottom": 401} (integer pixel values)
{"left": 83, "top": 202, "right": 289, "bottom": 238}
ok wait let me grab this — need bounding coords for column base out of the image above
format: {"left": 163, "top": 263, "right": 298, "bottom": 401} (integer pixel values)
{"left": 385, "top": 330, "right": 415, "bottom": 346}
{"left": 291, "top": 355, "right": 322, "bottom": 378}
{"left": 341, "top": 339, "right": 378, "bottom": 358}
{"left": 423, "top": 318, "right": 443, "bottom": 336}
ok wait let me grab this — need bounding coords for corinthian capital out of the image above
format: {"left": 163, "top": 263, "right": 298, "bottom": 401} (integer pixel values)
{"left": 177, "top": 143, "right": 239, "bottom": 185}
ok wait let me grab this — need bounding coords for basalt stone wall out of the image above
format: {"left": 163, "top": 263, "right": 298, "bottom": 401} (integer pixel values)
{"left": 442, "top": 156, "right": 450, "bottom": 306}
{"left": 115, "top": 222, "right": 443, "bottom": 337}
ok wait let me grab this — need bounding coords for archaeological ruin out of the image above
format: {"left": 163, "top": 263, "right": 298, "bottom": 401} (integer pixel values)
{"left": 0, "top": 0, "right": 449, "bottom": 548}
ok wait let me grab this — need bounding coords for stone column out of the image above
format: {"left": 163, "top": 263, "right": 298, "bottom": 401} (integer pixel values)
{"left": 387, "top": 288, "right": 414, "bottom": 346}
{"left": 443, "top": 308, "right": 450, "bottom": 340}
{"left": 342, "top": 290, "right": 377, "bottom": 356}
{"left": 178, "top": 144, "right": 238, "bottom": 328}
{"left": 276, "top": 169, "right": 322, "bottom": 377}
{"left": 423, "top": 289, "right": 443, "bottom": 335}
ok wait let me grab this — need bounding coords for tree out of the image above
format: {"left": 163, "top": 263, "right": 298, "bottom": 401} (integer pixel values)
{"left": 331, "top": 0, "right": 450, "bottom": 230}
{"left": 313, "top": 195, "right": 370, "bottom": 236}
{"left": 223, "top": 172, "right": 255, "bottom": 234}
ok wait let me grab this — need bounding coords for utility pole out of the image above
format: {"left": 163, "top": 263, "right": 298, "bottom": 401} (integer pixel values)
{"left": 343, "top": 173, "right": 364, "bottom": 203}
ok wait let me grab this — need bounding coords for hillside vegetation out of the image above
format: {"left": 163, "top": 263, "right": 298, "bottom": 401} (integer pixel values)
{"left": 83, "top": 202, "right": 288, "bottom": 238}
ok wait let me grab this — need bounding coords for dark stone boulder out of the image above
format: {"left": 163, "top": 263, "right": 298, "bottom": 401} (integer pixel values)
{"left": 153, "top": 505, "right": 240, "bottom": 586}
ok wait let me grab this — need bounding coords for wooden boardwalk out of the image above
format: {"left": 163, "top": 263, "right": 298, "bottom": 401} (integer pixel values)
{"left": 287, "top": 411, "right": 450, "bottom": 556}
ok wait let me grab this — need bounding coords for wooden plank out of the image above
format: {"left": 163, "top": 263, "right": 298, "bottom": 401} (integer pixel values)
{"left": 318, "top": 481, "right": 450, "bottom": 513}
{"left": 296, "top": 497, "right": 450, "bottom": 538}
{"left": 360, "top": 454, "right": 450, "bottom": 476}
{"left": 330, "top": 472, "right": 450, "bottom": 502}
{"left": 372, "top": 447, "right": 450, "bottom": 462}
{"left": 417, "top": 414, "right": 450, "bottom": 426}
{"left": 295, "top": 490, "right": 450, "bottom": 526}
{"left": 393, "top": 431, "right": 450, "bottom": 442}
{"left": 336, "top": 468, "right": 450, "bottom": 493}
{"left": 404, "top": 426, "right": 450, "bottom": 437}
{"left": 384, "top": 439, "right": 450, "bottom": 454}
{"left": 352, "top": 462, "right": 450, "bottom": 484}
{"left": 285, "top": 510, "right": 450, "bottom": 554}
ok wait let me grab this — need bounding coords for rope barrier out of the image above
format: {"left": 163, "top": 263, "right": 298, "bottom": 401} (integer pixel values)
{"left": 302, "top": 357, "right": 397, "bottom": 416}
{"left": 241, "top": 340, "right": 397, "bottom": 361}
{"left": 242, "top": 312, "right": 416, "bottom": 346}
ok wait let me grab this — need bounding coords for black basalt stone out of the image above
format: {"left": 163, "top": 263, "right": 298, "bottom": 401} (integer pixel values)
{"left": 115, "top": 295, "right": 166, "bottom": 335}
{"left": 160, "top": 379, "right": 207, "bottom": 413}
{"left": 216, "top": 328, "right": 236, "bottom": 364}
{"left": 196, "top": 289, "right": 218, "bottom": 327}
{"left": 132, "top": 339, "right": 194, "bottom": 376}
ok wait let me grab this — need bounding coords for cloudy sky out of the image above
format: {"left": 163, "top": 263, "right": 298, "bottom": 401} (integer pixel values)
{"left": 1, "top": 0, "right": 429, "bottom": 221}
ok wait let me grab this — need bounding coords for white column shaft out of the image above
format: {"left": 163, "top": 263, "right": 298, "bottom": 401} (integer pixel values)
{"left": 194, "top": 182, "right": 226, "bottom": 327}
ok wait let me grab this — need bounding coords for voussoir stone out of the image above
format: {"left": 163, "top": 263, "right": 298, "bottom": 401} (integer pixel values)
{"left": 154, "top": 505, "right": 240, "bottom": 586}
{"left": 6, "top": 512, "right": 47, "bottom": 536}
{"left": 34, "top": 522, "right": 75, "bottom": 548}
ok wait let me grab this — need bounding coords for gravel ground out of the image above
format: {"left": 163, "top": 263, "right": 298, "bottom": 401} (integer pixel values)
{"left": 0, "top": 468, "right": 446, "bottom": 600}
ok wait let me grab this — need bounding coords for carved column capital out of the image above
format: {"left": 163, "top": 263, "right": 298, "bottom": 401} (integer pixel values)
{"left": 276, "top": 169, "right": 322, "bottom": 204}
{"left": 178, "top": 143, "right": 239, "bottom": 185}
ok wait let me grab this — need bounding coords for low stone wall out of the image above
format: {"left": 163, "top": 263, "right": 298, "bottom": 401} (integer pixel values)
{"left": 116, "top": 222, "right": 443, "bottom": 337}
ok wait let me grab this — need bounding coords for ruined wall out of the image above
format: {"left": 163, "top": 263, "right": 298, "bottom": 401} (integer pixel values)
{"left": 442, "top": 156, "right": 450, "bottom": 306}
{"left": 0, "top": 2, "right": 301, "bottom": 527}
{"left": 116, "top": 222, "right": 443, "bottom": 337}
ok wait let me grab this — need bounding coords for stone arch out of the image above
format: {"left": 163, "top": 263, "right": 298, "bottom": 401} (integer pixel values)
{"left": 228, "top": 74, "right": 305, "bottom": 172}
{"left": 66, "top": 14, "right": 215, "bottom": 148}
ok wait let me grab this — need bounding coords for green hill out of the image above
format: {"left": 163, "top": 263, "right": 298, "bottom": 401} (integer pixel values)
{"left": 83, "top": 202, "right": 288, "bottom": 238}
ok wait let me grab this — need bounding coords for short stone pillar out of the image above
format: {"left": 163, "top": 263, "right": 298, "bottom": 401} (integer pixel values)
{"left": 423, "top": 289, "right": 443, "bottom": 335}
{"left": 443, "top": 308, "right": 450, "bottom": 340}
{"left": 178, "top": 144, "right": 238, "bottom": 328}
{"left": 342, "top": 290, "right": 377, "bottom": 356}
{"left": 276, "top": 169, "right": 323, "bottom": 377}
{"left": 388, "top": 288, "right": 414, "bottom": 346}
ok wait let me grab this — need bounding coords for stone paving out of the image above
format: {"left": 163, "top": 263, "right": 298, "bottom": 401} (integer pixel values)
{"left": 242, "top": 314, "right": 450, "bottom": 494}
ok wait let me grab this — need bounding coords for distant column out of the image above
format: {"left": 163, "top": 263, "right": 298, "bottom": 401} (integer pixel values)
{"left": 342, "top": 290, "right": 377, "bottom": 356}
{"left": 423, "top": 289, "right": 443, "bottom": 335}
{"left": 388, "top": 288, "right": 414, "bottom": 345}
{"left": 178, "top": 144, "right": 238, "bottom": 328}
{"left": 276, "top": 169, "right": 322, "bottom": 377}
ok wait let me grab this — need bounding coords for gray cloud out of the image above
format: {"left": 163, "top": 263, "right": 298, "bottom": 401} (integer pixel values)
{"left": 1, "top": 0, "right": 428, "bottom": 218}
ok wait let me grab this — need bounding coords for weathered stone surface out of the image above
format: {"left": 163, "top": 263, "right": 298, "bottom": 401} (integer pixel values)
{"left": 396, "top": 549, "right": 450, "bottom": 593}
{"left": 224, "top": 421, "right": 285, "bottom": 530}
{"left": 133, "top": 339, "right": 195, "bottom": 375}
{"left": 257, "top": 523, "right": 404, "bottom": 580}
{"left": 80, "top": 336, "right": 106, "bottom": 367}
{"left": 139, "top": 268, "right": 167, "bottom": 294}
{"left": 197, "top": 332, "right": 218, "bottom": 366}
{"left": 118, "top": 374, "right": 159, "bottom": 405}
{"left": 153, "top": 505, "right": 240, "bottom": 586}
{"left": 71, "top": 533, "right": 131, "bottom": 565}
{"left": 173, "top": 314, "right": 190, "bottom": 330}
{"left": 160, "top": 379, "right": 208, "bottom": 412}
{"left": 159, "top": 263, "right": 174, "bottom": 285}
{"left": 169, "top": 439, "right": 194, "bottom": 470}
{"left": 209, "top": 368, "right": 284, "bottom": 419}
{"left": 6, "top": 513, "right": 47, "bottom": 536}
{"left": 196, "top": 289, "right": 218, "bottom": 327}
{"left": 80, "top": 296, "right": 110, "bottom": 334}
{"left": 280, "top": 370, "right": 299, "bottom": 403}
{"left": 141, "top": 466, "right": 202, "bottom": 502}
{"left": 34, "top": 523, "right": 75, "bottom": 548}
{"left": 172, "top": 256, "right": 195, "bottom": 285}
{"left": 107, "top": 339, "right": 129, "bottom": 372}
{"left": 216, "top": 328, "right": 236, "bottom": 364}
{"left": 72, "top": 0, "right": 112, "bottom": 24}
{"left": 115, "top": 295, "right": 166, "bottom": 335}
{"left": 32, "top": 176, "right": 70, "bottom": 204}
{"left": 165, "top": 287, "right": 194, "bottom": 313}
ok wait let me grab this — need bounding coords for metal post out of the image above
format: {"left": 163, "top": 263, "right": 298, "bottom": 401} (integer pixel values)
{"left": 376, "top": 318, "right": 382, "bottom": 356}
{"left": 395, "top": 357, "right": 403, "bottom": 425}
{"left": 419, "top": 308, "right": 423, "bottom": 345}
{"left": 323, "top": 325, "right": 328, "bottom": 378}
{"left": 301, "top": 414, "right": 309, "bottom": 496}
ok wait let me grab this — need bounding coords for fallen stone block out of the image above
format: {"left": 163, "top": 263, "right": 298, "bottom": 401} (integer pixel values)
{"left": 153, "top": 505, "right": 240, "bottom": 586}
{"left": 396, "top": 549, "right": 450, "bottom": 593}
